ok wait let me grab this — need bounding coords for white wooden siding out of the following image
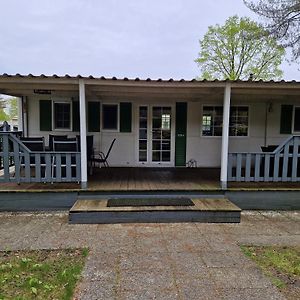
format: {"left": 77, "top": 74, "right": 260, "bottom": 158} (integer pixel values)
{"left": 27, "top": 94, "right": 297, "bottom": 167}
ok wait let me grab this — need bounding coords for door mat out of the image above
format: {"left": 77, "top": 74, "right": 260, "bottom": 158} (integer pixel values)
{"left": 107, "top": 197, "right": 195, "bottom": 207}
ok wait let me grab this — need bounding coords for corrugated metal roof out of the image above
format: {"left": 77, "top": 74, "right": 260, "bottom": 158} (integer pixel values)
{"left": 0, "top": 73, "right": 300, "bottom": 84}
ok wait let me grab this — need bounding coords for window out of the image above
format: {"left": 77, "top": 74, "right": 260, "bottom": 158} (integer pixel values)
{"left": 294, "top": 107, "right": 300, "bottom": 132}
{"left": 54, "top": 102, "right": 71, "bottom": 130}
{"left": 102, "top": 104, "right": 118, "bottom": 130}
{"left": 229, "top": 107, "right": 249, "bottom": 136}
{"left": 202, "top": 106, "right": 249, "bottom": 136}
{"left": 202, "top": 106, "right": 223, "bottom": 136}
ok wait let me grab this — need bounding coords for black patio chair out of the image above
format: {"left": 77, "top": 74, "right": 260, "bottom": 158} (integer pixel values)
{"left": 20, "top": 137, "right": 45, "bottom": 151}
{"left": 19, "top": 137, "right": 46, "bottom": 179}
{"left": 92, "top": 138, "right": 116, "bottom": 168}
{"left": 51, "top": 138, "right": 79, "bottom": 181}
{"left": 48, "top": 134, "right": 68, "bottom": 151}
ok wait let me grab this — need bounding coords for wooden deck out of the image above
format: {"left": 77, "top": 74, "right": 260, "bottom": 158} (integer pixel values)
{"left": 69, "top": 197, "right": 241, "bottom": 223}
{"left": 0, "top": 167, "right": 300, "bottom": 192}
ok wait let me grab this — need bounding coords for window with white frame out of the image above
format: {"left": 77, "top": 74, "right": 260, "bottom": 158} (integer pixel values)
{"left": 102, "top": 104, "right": 119, "bottom": 130}
{"left": 53, "top": 102, "right": 71, "bottom": 130}
{"left": 202, "top": 106, "right": 223, "bottom": 136}
{"left": 202, "top": 106, "right": 249, "bottom": 136}
{"left": 229, "top": 106, "right": 249, "bottom": 136}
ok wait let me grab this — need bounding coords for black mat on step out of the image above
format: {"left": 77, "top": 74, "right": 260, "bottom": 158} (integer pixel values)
{"left": 107, "top": 198, "right": 194, "bottom": 207}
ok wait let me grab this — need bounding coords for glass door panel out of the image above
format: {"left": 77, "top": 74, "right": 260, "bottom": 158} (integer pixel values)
{"left": 138, "top": 106, "right": 148, "bottom": 162}
{"left": 151, "top": 106, "right": 171, "bottom": 163}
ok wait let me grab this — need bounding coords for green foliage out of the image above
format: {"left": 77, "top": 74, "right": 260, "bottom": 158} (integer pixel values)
{"left": 0, "top": 249, "right": 88, "bottom": 300}
{"left": 244, "top": 0, "right": 300, "bottom": 62}
{"left": 195, "top": 15, "right": 285, "bottom": 80}
{"left": 8, "top": 97, "right": 18, "bottom": 120}
{"left": 241, "top": 245, "right": 300, "bottom": 290}
{"left": 0, "top": 96, "right": 18, "bottom": 122}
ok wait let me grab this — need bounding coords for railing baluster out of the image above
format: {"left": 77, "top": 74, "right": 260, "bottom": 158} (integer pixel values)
{"left": 66, "top": 154, "right": 72, "bottom": 180}
{"left": 236, "top": 154, "right": 242, "bottom": 181}
{"left": 2, "top": 134, "right": 10, "bottom": 181}
{"left": 245, "top": 153, "right": 251, "bottom": 182}
{"left": 264, "top": 154, "right": 270, "bottom": 182}
{"left": 254, "top": 154, "right": 261, "bottom": 181}
{"left": 76, "top": 153, "right": 81, "bottom": 181}
{"left": 227, "top": 154, "right": 233, "bottom": 180}
{"left": 56, "top": 154, "right": 62, "bottom": 181}
{"left": 292, "top": 137, "right": 299, "bottom": 182}
{"left": 273, "top": 152, "right": 280, "bottom": 182}
{"left": 282, "top": 142, "right": 290, "bottom": 180}
{"left": 45, "top": 153, "right": 51, "bottom": 182}
{"left": 24, "top": 151, "right": 30, "bottom": 182}
{"left": 13, "top": 139, "right": 20, "bottom": 182}
{"left": 35, "top": 154, "right": 41, "bottom": 182}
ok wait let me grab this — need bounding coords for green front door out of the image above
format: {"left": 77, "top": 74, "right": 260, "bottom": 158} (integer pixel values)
{"left": 175, "top": 102, "right": 187, "bottom": 166}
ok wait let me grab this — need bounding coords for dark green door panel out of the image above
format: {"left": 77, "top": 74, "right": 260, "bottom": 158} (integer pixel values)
{"left": 39, "top": 100, "right": 52, "bottom": 131}
{"left": 280, "top": 104, "right": 293, "bottom": 134}
{"left": 175, "top": 102, "right": 187, "bottom": 166}
{"left": 88, "top": 101, "right": 101, "bottom": 132}
{"left": 120, "top": 102, "right": 132, "bottom": 132}
{"left": 72, "top": 101, "right": 80, "bottom": 131}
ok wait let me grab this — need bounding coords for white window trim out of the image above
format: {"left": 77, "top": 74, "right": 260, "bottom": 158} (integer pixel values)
{"left": 200, "top": 104, "right": 250, "bottom": 138}
{"left": 292, "top": 105, "right": 300, "bottom": 133}
{"left": 52, "top": 100, "right": 73, "bottom": 131}
{"left": 101, "top": 103, "right": 120, "bottom": 132}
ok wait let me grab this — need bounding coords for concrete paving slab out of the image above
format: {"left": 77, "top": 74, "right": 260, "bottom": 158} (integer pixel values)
{"left": 0, "top": 210, "right": 298, "bottom": 300}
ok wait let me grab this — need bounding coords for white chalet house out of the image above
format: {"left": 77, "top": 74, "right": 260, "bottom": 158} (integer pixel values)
{"left": 0, "top": 74, "right": 300, "bottom": 193}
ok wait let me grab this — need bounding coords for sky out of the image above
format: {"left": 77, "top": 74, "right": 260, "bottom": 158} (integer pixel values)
{"left": 0, "top": 0, "right": 299, "bottom": 80}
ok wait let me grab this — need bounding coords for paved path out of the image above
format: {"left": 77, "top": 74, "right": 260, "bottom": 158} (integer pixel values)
{"left": 0, "top": 211, "right": 299, "bottom": 299}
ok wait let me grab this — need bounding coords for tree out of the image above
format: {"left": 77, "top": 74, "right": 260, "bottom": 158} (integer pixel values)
{"left": 195, "top": 16, "right": 285, "bottom": 80}
{"left": 8, "top": 97, "right": 18, "bottom": 120}
{"left": 244, "top": 0, "right": 300, "bottom": 61}
{"left": 0, "top": 97, "right": 9, "bottom": 122}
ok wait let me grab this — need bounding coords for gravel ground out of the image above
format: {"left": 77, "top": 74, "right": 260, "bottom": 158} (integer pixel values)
{"left": 0, "top": 210, "right": 299, "bottom": 299}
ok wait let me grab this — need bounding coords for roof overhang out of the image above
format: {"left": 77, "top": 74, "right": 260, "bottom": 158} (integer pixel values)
{"left": 0, "top": 74, "right": 299, "bottom": 100}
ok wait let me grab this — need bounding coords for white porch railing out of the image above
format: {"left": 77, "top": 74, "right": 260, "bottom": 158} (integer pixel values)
{"left": 0, "top": 132, "right": 81, "bottom": 183}
{"left": 228, "top": 135, "right": 300, "bottom": 182}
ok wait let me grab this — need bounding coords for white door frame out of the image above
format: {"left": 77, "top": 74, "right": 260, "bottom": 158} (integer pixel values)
{"left": 136, "top": 103, "right": 175, "bottom": 167}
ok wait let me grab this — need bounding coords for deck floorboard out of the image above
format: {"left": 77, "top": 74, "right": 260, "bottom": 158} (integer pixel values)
{"left": 1, "top": 167, "right": 300, "bottom": 192}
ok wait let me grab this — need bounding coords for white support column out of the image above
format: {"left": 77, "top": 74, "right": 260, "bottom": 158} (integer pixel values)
{"left": 17, "top": 97, "right": 23, "bottom": 132}
{"left": 23, "top": 96, "right": 28, "bottom": 136}
{"left": 220, "top": 83, "right": 231, "bottom": 190}
{"left": 79, "top": 79, "right": 88, "bottom": 189}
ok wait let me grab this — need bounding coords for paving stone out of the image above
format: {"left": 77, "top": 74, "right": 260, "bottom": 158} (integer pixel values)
{"left": 120, "top": 268, "right": 175, "bottom": 291}
{"left": 121, "top": 288, "right": 181, "bottom": 300}
{"left": 168, "top": 251, "right": 207, "bottom": 276}
{"left": 73, "top": 280, "right": 116, "bottom": 300}
{"left": 201, "top": 250, "right": 253, "bottom": 268}
{"left": 0, "top": 211, "right": 299, "bottom": 299}
{"left": 218, "top": 287, "right": 286, "bottom": 300}
{"left": 120, "top": 252, "right": 171, "bottom": 271}
{"left": 175, "top": 276, "right": 220, "bottom": 300}
{"left": 211, "top": 266, "right": 273, "bottom": 289}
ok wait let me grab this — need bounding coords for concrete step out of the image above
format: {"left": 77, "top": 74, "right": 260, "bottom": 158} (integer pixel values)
{"left": 69, "top": 197, "right": 241, "bottom": 224}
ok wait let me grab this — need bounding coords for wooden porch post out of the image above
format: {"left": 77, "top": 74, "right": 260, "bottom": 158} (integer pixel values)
{"left": 17, "top": 97, "right": 23, "bottom": 133}
{"left": 79, "top": 79, "right": 88, "bottom": 189}
{"left": 220, "top": 83, "right": 231, "bottom": 189}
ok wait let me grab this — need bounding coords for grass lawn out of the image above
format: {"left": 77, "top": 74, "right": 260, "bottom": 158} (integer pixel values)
{"left": 0, "top": 248, "right": 88, "bottom": 300}
{"left": 241, "top": 245, "right": 300, "bottom": 300}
